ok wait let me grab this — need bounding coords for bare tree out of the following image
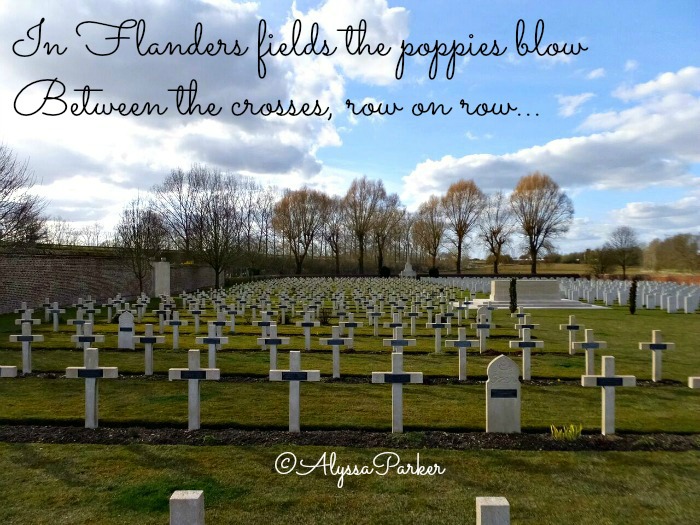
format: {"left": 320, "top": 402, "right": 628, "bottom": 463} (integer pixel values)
{"left": 441, "top": 179, "right": 485, "bottom": 274}
{"left": 324, "top": 195, "right": 346, "bottom": 275}
{"left": 272, "top": 187, "right": 329, "bottom": 274}
{"left": 45, "top": 217, "right": 79, "bottom": 246}
{"left": 151, "top": 166, "right": 205, "bottom": 258}
{"left": 510, "top": 172, "right": 574, "bottom": 274}
{"left": 412, "top": 195, "right": 445, "bottom": 269}
{"left": 479, "top": 191, "right": 516, "bottom": 274}
{"left": 0, "top": 144, "right": 46, "bottom": 246}
{"left": 114, "top": 196, "right": 168, "bottom": 293}
{"left": 372, "top": 192, "right": 405, "bottom": 273}
{"left": 607, "top": 226, "right": 641, "bottom": 278}
{"left": 344, "top": 176, "right": 386, "bottom": 274}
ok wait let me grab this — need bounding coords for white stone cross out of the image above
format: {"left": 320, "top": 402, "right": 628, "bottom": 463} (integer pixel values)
{"left": 445, "top": 327, "right": 479, "bottom": 380}
{"left": 513, "top": 313, "right": 539, "bottom": 338}
{"left": 426, "top": 320, "right": 448, "bottom": 353}
{"left": 15, "top": 308, "right": 40, "bottom": 328}
{"left": 485, "top": 355, "right": 521, "bottom": 433}
{"left": 166, "top": 311, "right": 189, "bottom": 350}
{"left": 368, "top": 310, "right": 383, "bottom": 336}
{"left": 371, "top": 352, "right": 423, "bottom": 433}
{"left": 9, "top": 321, "right": 45, "bottom": 374}
{"left": 188, "top": 307, "right": 206, "bottom": 335}
{"left": 339, "top": 313, "right": 363, "bottom": 348}
{"left": 572, "top": 329, "right": 606, "bottom": 376}
{"left": 405, "top": 307, "right": 421, "bottom": 336}
{"left": 269, "top": 351, "right": 321, "bottom": 432}
{"left": 71, "top": 322, "right": 105, "bottom": 351}
{"left": 382, "top": 325, "right": 416, "bottom": 354}
{"left": 638, "top": 330, "right": 675, "bottom": 382}
{"left": 133, "top": 324, "right": 165, "bottom": 376}
{"left": 581, "top": 355, "right": 636, "bottom": 435}
{"left": 196, "top": 323, "right": 229, "bottom": 369}
{"left": 559, "top": 315, "right": 584, "bottom": 355}
{"left": 46, "top": 302, "right": 66, "bottom": 332}
{"left": 258, "top": 324, "right": 290, "bottom": 370}
{"left": 319, "top": 326, "right": 352, "bottom": 378}
{"left": 211, "top": 310, "right": 232, "bottom": 339}
{"left": 66, "top": 347, "right": 118, "bottom": 428}
{"left": 151, "top": 303, "right": 169, "bottom": 334}
{"left": 471, "top": 315, "right": 494, "bottom": 353}
{"left": 295, "top": 311, "right": 320, "bottom": 351}
{"left": 382, "top": 313, "right": 404, "bottom": 336}
{"left": 169, "top": 349, "right": 220, "bottom": 430}
{"left": 508, "top": 328, "right": 543, "bottom": 381}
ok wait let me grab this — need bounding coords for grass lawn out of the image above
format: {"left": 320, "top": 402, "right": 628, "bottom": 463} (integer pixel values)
{"left": 1, "top": 282, "right": 699, "bottom": 523}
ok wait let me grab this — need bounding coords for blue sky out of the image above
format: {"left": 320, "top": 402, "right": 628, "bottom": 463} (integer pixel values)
{"left": 0, "top": 0, "right": 698, "bottom": 255}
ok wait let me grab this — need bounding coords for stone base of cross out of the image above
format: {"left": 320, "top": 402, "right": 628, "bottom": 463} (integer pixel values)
{"left": 169, "top": 349, "right": 220, "bottom": 430}
{"left": 445, "top": 327, "right": 479, "bottom": 380}
{"left": 133, "top": 324, "right": 166, "bottom": 375}
{"left": 508, "top": 328, "right": 544, "bottom": 381}
{"left": 319, "top": 326, "right": 351, "bottom": 378}
{"left": 476, "top": 496, "right": 510, "bottom": 525}
{"left": 0, "top": 366, "right": 18, "bottom": 378}
{"left": 638, "top": 330, "right": 675, "bottom": 382}
{"left": 258, "top": 325, "right": 290, "bottom": 370}
{"left": 66, "top": 347, "right": 118, "bottom": 428}
{"left": 9, "top": 322, "right": 45, "bottom": 374}
{"left": 689, "top": 377, "right": 700, "bottom": 389}
{"left": 572, "top": 329, "right": 606, "bottom": 376}
{"left": 269, "top": 351, "right": 320, "bottom": 432}
{"left": 559, "top": 315, "right": 584, "bottom": 355}
{"left": 581, "top": 355, "right": 635, "bottom": 435}
{"left": 371, "top": 352, "right": 423, "bottom": 433}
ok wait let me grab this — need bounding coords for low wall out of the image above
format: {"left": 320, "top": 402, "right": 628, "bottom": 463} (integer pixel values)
{"left": 0, "top": 254, "right": 215, "bottom": 313}
{"left": 490, "top": 279, "right": 561, "bottom": 302}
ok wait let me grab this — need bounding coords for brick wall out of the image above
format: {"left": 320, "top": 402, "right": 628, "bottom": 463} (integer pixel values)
{"left": 0, "top": 254, "right": 215, "bottom": 313}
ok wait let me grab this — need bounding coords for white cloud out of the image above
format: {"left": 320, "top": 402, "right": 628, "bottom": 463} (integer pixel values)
{"left": 401, "top": 67, "right": 700, "bottom": 209}
{"left": 613, "top": 66, "right": 700, "bottom": 101}
{"left": 624, "top": 59, "right": 639, "bottom": 72}
{"left": 586, "top": 68, "right": 605, "bottom": 79}
{"left": 556, "top": 92, "right": 595, "bottom": 117}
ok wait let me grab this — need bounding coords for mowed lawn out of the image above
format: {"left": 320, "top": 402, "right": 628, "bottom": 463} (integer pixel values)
{"left": 1, "top": 294, "right": 699, "bottom": 523}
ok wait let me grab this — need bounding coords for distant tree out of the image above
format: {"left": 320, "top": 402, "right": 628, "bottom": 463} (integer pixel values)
{"left": 607, "top": 226, "right": 641, "bottom": 278}
{"left": 412, "top": 195, "right": 445, "bottom": 269}
{"left": 372, "top": 192, "right": 404, "bottom": 274}
{"left": 587, "top": 246, "right": 615, "bottom": 276}
{"left": 344, "top": 176, "right": 386, "bottom": 274}
{"left": 324, "top": 196, "right": 345, "bottom": 275}
{"left": 479, "top": 191, "right": 516, "bottom": 274}
{"left": 0, "top": 144, "right": 46, "bottom": 247}
{"left": 510, "top": 172, "right": 574, "bottom": 274}
{"left": 114, "top": 196, "right": 168, "bottom": 293}
{"left": 643, "top": 233, "right": 699, "bottom": 272}
{"left": 441, "top": 179, "right": 485, "bottom": 274}
{"left": 272, "top": 187, "right": 329, "bottom": 274}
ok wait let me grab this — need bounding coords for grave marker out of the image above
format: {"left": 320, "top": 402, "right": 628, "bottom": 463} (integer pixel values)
{"left": 65, "top": 347, "right": 118, "bottom": 428}
{"left": 169, "top": 349, "right": 220, "bottom": 430}
{"left": 195, "top": 323, "right": 229, "bottom": 369}
{"left": 70, "top": 322, "right": 105, "bottom": 350}
{"left": 638, "top": 330, "right": 675, "bottom": 382}
{"left": 319, "top": 326, "right": 351, "bottom": 378}
{"left": 445, "top": 327, "right": 479, "bottom": 380}
{"left": 258, "top": 324, "right": 290, "bottom": 370}
{"left": 269, "top": 351, "right": 320, "bottom": 432}
{"left": 371, "top": 352, "right": 423, "bottom": 433}
{"left": 133, "top": 324, "right": 165, "bottom": 375}
{"left": 572, "top": 329, "right": 606, "bottom": 376}
{"left": 559, "top": 315, "right": 584, "bottom": 355}
{"left": 9, "top": 322, "right": 44, "bottom": 374}
{"left": 476, "top": 497, "right": 510, "bottom": 525}
{"left": 486, "top": 355, "right": 521, "bottom": 433}
{"left": 166, "top": 311, "right": 189, "bottom": 350}
{"left": 581, "top": 355, "right": 636, "bottom": 435}
{"left": 170, "top": 490, "right": 205, "bottom": 525}
{"left": 296, "top": 311, "right": 320, "bottom": 351}
{"left": 508, "top": 328, "right": 543, "bottom": 381}
{"left": 0, "top": 365, "right": 18, "bottom": 378}
{"left": 117, "top": 311, "right": 136, "bottom": 350}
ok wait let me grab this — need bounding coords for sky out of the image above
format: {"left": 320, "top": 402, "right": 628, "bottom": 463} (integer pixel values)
{"left": 0, "top": 0, "right": 698, "bottom": 256}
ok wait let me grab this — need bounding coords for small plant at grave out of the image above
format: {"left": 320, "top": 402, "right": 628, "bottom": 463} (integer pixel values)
{"left": 550, "top": 423, "right": 583, "bottom": 442}
{"left": 509, "top": 277, "right": 518, "bottom": 314}
{"left": 629, "top": 278, "right": 638, "bottom": 315}
{"left": 318, "top": 307, "right": 332, "bottom": 326}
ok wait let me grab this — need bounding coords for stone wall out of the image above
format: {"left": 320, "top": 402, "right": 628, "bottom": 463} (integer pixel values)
{"left": 0, "top": 254, "right": 215, "bottom": 314}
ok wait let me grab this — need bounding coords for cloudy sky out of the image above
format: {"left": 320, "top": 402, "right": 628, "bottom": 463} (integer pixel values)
{"left": 0, "top": 0, "right": 698, "bottom": 254}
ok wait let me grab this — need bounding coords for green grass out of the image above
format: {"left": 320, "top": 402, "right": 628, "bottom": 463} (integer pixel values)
{"left": 1, "top": 283, "right": 700, "bottom": 523}
{"left": 0, "top": 444, "right": 698, "bottom": 524}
